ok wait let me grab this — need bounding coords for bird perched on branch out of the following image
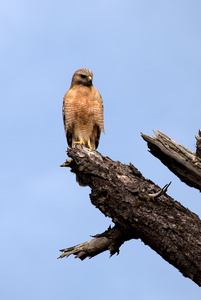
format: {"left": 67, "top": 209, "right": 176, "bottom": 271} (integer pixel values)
{"left": 63, "top": 68, "right": 104, "bottom": 150}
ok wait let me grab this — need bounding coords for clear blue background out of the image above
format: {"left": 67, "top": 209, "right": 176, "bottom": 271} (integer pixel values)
{"left": 1, "top": 0, "right": 201, "bottom": 299}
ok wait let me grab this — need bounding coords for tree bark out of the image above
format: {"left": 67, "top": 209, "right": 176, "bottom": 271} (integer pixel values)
{"left": 196, "top": 129, "right": 201, "bottom": 159}
{"left": 141, "top": 130, "right": 201, "bottom": 192}
{"left": 59, "top": 145, "right": 201, "bottom": 287}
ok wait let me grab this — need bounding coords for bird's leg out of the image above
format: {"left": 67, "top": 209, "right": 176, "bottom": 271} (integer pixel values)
{"left": 73, "top": 139, "right": 92, "bottom": 150}
{"left": 74, "top": 140, "right": 85, "bottom": 147}
{"left": 87, "top": 139, "right": 92, "bottom": 150}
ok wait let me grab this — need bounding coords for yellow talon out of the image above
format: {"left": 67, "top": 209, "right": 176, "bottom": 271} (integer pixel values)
{"left": 73, "top": 140, "right": 92, "bottom": 150}
{"left": 74, "top": 140, "right": 85, "bottom": 146}
{"left": 87, "top": 139, "right": 92, "bottom": 150}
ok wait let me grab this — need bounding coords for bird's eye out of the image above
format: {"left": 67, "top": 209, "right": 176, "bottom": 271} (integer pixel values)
{"left": 80, "top": 74, "right": 86, "bottom": 79}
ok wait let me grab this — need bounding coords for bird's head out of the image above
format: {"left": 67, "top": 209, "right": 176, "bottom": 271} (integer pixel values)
{"left": 71, "top": 68, "right": 93, "bottom": 87}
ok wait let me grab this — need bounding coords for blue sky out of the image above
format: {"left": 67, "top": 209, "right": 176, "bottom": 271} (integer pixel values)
{"left": 1, "top": 0, "right": 201, "bottom": 299}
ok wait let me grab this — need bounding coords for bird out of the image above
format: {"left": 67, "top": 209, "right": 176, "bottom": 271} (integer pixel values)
{"left": 63, "top": 68, "right": 104, "bottom": 150}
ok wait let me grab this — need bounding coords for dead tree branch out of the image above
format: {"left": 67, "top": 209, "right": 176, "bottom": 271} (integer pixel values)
{"left": 196, "top": 129, "right": 201, "bottom": 158}
{"left": 141, "top": 130, "right": 201, "bottom": 192}
{"left": 58, "top": 225, "right": 130, "bottom": 260}
{"left": 60, "top": 145, "right": 201, "bottom": 287}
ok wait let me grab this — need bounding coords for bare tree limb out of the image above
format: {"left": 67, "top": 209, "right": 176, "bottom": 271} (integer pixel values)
{"left": 196, "top": 129, "right": 201, "bottom": 158}
{"left": 141, "top": 130, "right": 201, "bottom": 191}
{"left": 58, "top": 225, "right": 130, "bottom": 259}
{"left": 60, "top": 145, "right": 201, "bottom": 287}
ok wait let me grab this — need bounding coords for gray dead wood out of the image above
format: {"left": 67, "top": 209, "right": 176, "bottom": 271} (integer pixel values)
{"left": 58, "top": 225, "right": 128, "bottom": 260}
{"left": 196, "top": 129, "right": 201, "bottom": 158}
{"left": 59, "top": 145, "right": 201, "bottom": 287}
{"left": 141, "top": 130, "right": 201, "bottom": 192}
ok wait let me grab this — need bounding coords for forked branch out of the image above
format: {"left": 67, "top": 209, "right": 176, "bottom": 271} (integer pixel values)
{"left": 60, "top": 145, "right": 201, "bottom": 286}
{"left": 141, "top": 130, "right": 201, "bottom": 191}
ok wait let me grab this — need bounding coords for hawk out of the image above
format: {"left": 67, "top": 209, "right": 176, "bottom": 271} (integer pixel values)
{"left": 63, "top": 68, "right": 104, "bottom": 150}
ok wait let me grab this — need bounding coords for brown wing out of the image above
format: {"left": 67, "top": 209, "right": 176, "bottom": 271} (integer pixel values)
{"left": 91, "top": 87, "right": 104, "bottom": 133}
{"left": 93, "top": 124, "right": 101, "bottom": 149}
{"left": 63, "top": 89, "right": 75, "bottom": 147}
{"left": 89, "top": 87, "right": 104, "bottom": 149}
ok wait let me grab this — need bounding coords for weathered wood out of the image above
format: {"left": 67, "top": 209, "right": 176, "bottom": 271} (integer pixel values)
{"left": 196, "top": 129, "right": 201, "bottom": 158}
{"left": 58, "top": 225, "right": 129, "bottom": 259}
{"left": 141, "top": 130, "right": 201, "bottom": 191}
{"left": 60, "top": 146, "right": 201, "bottom": 287}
